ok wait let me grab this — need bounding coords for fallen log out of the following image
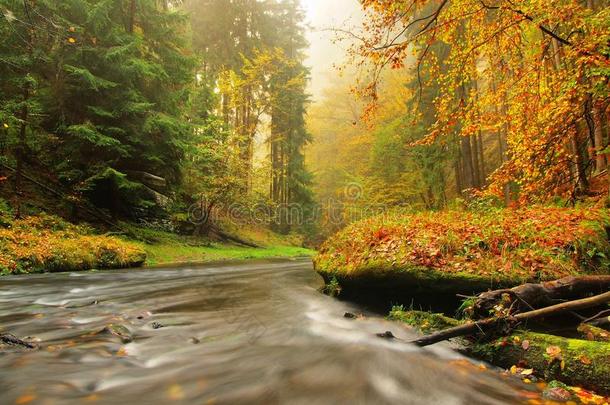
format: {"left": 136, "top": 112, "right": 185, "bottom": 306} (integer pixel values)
{"left": 471, "top": 275, "right": 610, "bottom": 319}
{"left": 413, "top": 290, "right": 610, "bottom": 347}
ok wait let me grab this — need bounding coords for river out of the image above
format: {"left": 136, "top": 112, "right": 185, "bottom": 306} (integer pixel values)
{"left": 0, "top": 259, "right": 538, "bottom": 404}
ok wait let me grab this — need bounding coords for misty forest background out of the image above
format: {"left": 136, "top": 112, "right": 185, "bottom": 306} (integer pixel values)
{"left": 1, "top": 0, "right": 609, "bottom": 246}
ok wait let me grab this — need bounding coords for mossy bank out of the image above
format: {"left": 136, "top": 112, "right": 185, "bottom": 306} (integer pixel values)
{"left": 315, "top": 206, "right": 610, "bottom": 308}
{"left": 389, "top": 308, "right": 610, "bottom": 396}
{"left": 0, "top": 213, "right": 314, "bottom": 275}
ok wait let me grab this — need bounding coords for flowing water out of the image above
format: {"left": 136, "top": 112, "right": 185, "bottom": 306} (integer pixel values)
{"left": 0, "top": 259, "right": 539, "bottom": 404}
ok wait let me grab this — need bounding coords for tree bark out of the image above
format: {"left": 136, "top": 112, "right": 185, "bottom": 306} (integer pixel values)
{"left": 593, "top": 102, "right": 607, "bottom": 173}
{"left": 128, "top": 0, "right": 136, "bottom": 33}
{"left": 472, "top": 275, "right": 610, "bottom": 319}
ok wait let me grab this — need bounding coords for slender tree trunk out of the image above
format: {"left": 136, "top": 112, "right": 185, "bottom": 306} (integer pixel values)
{"left": 15, "top": 87, "right": 29, "bottom": 219}
{"left": 461, "top": 136, "right": 475, "bottom": 191}
{"left": 128, "top": 0, "right": 136, "bottom": 33}
{"left": 471, "top": 135, "right": 481, "bottom": 188}
{"left": 454, "top": 159, "right": 463, "bottom": 197}
{"left": 571, "top": 129, "right": 590, "bottom": 193}
{"left": 593, "top": 103, "right": 607, "bottom": 173}
{"left": 477, "top": 133, "right": 486, "bottom": 183}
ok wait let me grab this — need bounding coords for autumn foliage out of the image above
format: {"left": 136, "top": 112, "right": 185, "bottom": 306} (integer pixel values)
{"left": 0, "top": 214, "right": 146, "bottom": 275}
{"left": 345, "top": 0, "right": 610, "bottom": 202}
{"left": 315, "top": 206, "right": 610, "bottom": 284}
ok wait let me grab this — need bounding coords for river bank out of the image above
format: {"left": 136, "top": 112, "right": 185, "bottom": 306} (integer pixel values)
{"left": 0, "top": 213, "right": 314, "bottom": 275}
{"left": 315, "top": 206, "right": 610, "bottom": 307}
{"left": 315, "top": 206, "right": 610, "bottom": 400}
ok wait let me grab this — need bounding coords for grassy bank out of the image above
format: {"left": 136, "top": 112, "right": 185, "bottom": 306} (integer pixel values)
{"left": 315, "top": 206, "right": 610, "bottom": 291}
{"left": 142, "top": 243, "right": 314, "bottom": 266}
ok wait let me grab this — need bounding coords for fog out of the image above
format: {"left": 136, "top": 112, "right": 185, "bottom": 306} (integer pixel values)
{"left": 301, "top": 0, "right": 363, "bottom": 101}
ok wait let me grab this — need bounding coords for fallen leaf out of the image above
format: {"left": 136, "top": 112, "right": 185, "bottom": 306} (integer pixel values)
{"left": 545, "top": 345, "right": 562, "bottom": 359}
{"left": 521, "top": 368, "right": 534, "bottom": 376}
{"left": 15, "top": 394, "right": 36, "bottom": 405}
{"left": 167, "top": 384, "right": 184, "bottom": 400}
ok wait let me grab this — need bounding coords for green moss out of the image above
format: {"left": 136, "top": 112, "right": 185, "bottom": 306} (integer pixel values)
{"left": 140, "top": 241, "right": 314, "bottom": 266}
{"left": 315, "top": 207, "right": 610, "bottom": 293}
{"left": 388, "top": 308, "right": 462, "bottom": 333}
{"left": 471, "top": 332, "right": 610, "bottom": 394}
{"left": 0, "top": 214, "right": 146, "bottom": 275}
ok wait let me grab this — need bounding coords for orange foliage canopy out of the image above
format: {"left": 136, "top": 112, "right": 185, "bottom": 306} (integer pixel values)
{"left": 346, "top": 0, "right": 609, "bottom": 201}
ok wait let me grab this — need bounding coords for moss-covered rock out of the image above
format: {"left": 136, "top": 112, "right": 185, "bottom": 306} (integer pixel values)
{"left": 0, "top": 214, "right": 146, "bottom": 274}
{"left": 387, "top": 308, "right": 462, "bottom": 333}
{"left": 389, "top": 308, "right": 610, "bottom": 395}
{"left": 470, "top": 332, "right": 610, "bottom": 394}
{"left": 315, "top": 207, "right": 610, "bottom": 304}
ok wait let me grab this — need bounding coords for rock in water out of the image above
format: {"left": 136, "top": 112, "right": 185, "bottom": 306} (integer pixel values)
{"left": 102, "top": 324, "right": 133, "bottom": 343}
{"left": 376, "top": 331, "right": 396, "bottom": 339}
{"left": 0, "top": 334, "right": 37, "bottom": 350}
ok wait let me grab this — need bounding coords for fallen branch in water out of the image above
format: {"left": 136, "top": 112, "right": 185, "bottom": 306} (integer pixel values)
{"left": 413, "top": 290, "right": 610, "bottom": 347}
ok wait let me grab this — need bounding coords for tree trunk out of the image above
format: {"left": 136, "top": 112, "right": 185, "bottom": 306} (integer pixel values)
{"left": 471, "top": 136, "right": 482, "bottom": 188}
{"left": 593, "top": 103, "right": 607, "bottom": 173}
{"left": 461, "top": 136, "right": 475, "bottom": 192}
{"left": 570, "top": 130, "right": 589, "bottom": 193}
{"left": 14, "top": 87, "right": 29, "bottom": 219}
{"left": 472, "top": 275, "right": 610, "bottom": 319}
{"left": 128, "top": 0, "right": 136, "bottom": 33}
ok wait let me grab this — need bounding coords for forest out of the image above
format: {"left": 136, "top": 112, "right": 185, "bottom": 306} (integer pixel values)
{"left": 1, "top": 0, "right": 610, "bottom": 404}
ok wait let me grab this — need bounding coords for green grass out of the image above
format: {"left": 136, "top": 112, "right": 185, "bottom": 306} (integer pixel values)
{"left": 140, "top": 241, "right": 315, "bottom": 266}
{"left": 120, "top": 222, "right": 315, "bottom": 266}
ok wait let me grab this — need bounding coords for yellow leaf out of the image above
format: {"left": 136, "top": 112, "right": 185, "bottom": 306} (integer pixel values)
{"left": 510, "top": 365, "right": 518, "bottom": 374}
{"left": 560, "top": 360, "right": 566, "bottom": 370}
{"left": 167, "top": 384, "right": 184, "bottom": 400}
{"left": 3, "top": 123, "right": 8, "bottom": 128}
{"left": 521, "top": 368, "right": 534, "bottom": 376}
{"left": 68, "top": 37, "right": 76, "bottom": 44}
{"left": 15, "top": 394, "right": 36, "bottom": 405}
